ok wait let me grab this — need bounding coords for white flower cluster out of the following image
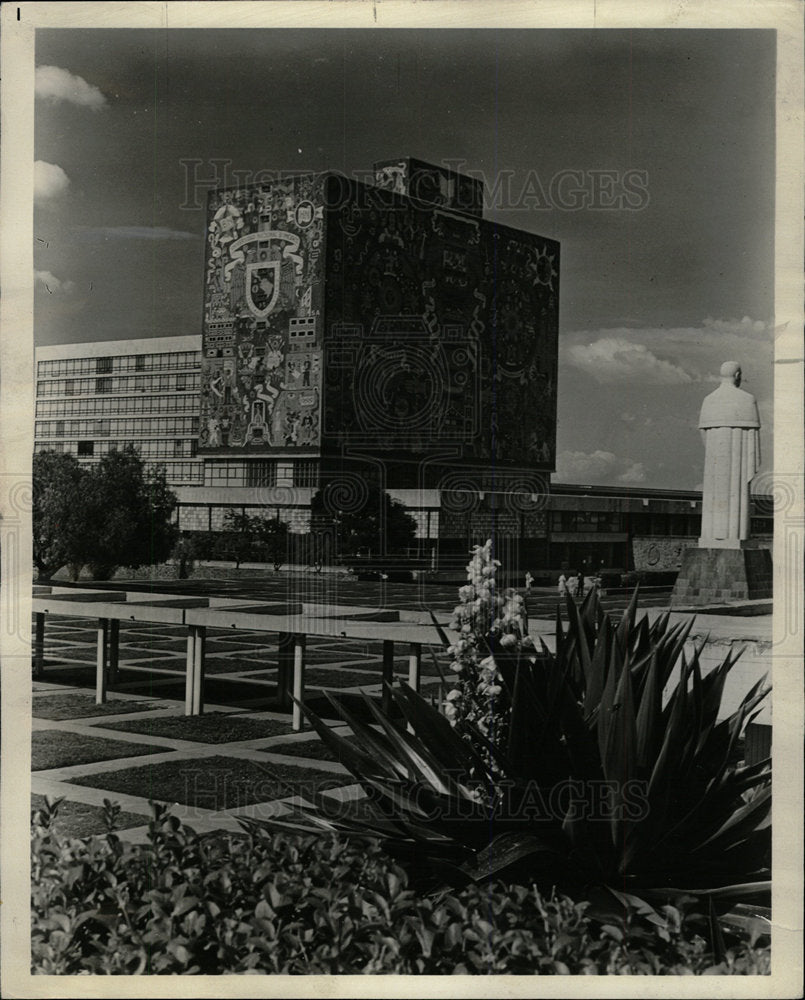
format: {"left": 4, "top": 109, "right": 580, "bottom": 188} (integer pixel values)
{"left": 441, "top": 539, "right": 530, "bottom": 746}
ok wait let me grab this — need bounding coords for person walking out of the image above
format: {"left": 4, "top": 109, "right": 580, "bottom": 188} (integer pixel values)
{"left": 576, "top": 568, "right": 584, "bottom": 601}
{"left": 525, "top": 570, "right": 534, "bottom": 592}
{"left": 558, "top": 573, "right": 567, "bottom": 597}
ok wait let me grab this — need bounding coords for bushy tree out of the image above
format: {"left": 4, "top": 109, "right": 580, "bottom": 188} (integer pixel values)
{"left": 255, "top": 517, "right": 289, "bottom": 572}
{"left": 215, "top": 510, "right": 289, "bottom": 569}
{"left": 32, "top": 451, "right": 88, "bottom": 580}
{"left": 82, "top": 448, "right": 178, "bottom": 579}
{"left": 32, "top": 447, "right": 178, "bottom": 580}
{"left": 310, "top": 484, "right": 417, "bottom": 559}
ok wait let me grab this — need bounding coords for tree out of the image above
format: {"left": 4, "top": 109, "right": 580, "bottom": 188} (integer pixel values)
{"left": 215, "top": 510, "right": 257, "bottom": 569}
{"left": 255, "top": 517, "right": 289, "bottom": 572}
{"left": 215, "top": 510, "right": 290, "bottom": 570}
{"left": 310, "top": 484, "right": 417, "bottom": 560}
{"left": 81, "top": 448, "right": 179, "bottom": 579}
{"left": 33, "top": 446, "right": 179, "bottom": 580}
{"left": 32, "top": 451, "right": 89, "bottom": 580}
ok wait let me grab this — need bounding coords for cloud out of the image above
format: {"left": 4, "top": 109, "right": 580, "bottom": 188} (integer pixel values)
{"left": 566, "top": 337, "right": 693, "bottom": 384}
{"left": 562, "top": 318, "right": 774, "bottom": 389}
{"left": 35, "top": 270, "right": 75, "bottom": 294}
{"left": 34, "top": 161, "right": 70, "bottom": 201}
{"left": 555, "top": 450, "right": 649, "bottom": 485}
{"left": 76, "top": 226, "right": 199, "bottom": 242}
{"left": 35, "top": 65, "right": 107, "bottom": 109}
{"left": 617, "top": 462, "right": 646, "bottom": 484}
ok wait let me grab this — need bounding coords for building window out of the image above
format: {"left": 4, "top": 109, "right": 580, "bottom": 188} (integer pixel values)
{"left": 55, "top": 420, "right": 65, "bottom": 436}
{"left": 77, "top": 440, "right": 94, "bottom": 457}
{"left": 293, "top": 459, "right": 318, "bottom": 488}
{"left": 64, "top": 379, "right": 75, "bottom": 396}
{"left": 135, "top": 354, "right": 146, "bottom": 371}
{"left": 96, "top": 377, "right": 112, "bottom": 394}
{"left": 96, "top": 357, "right": 113, "bottom": 374}
{"left": 246, "top": 460, "right": 276, "bottom": 488}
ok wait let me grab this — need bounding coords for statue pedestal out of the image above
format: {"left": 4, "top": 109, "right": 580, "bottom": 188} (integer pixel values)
{"left": 671, "top": 545, "right": 773, "bottom": 606}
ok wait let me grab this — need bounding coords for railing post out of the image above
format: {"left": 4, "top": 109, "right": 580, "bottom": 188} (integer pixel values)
{"left": 408, "top": 642, "right": 421, "bottom": 692}
{"left": 95, "top": 619, "right": 109, "bottom": 705}
{"left": 185, "top": 625, "right": 196, "bottom": 715}
{"left": 292, "top": 634, "right": 306, "bottom": 732}
{"left": 278, "top": 631, "right": 294, "bottom": 711}
{"left": 192, "top": 625, "right": 206, "bottom": 715}
{"left": 33, "top": 613, "right": 45, "bottom": 678}
{"left": 108, "top": 619, "right": 120, "bottom": 686}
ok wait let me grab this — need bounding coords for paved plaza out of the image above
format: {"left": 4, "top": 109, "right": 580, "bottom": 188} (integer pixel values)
{"left": 30, "top": 578, "right": 772, "bottom": 842}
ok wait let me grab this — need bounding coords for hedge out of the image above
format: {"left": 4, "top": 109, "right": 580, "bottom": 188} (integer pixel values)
{"left": 32, "top": 798, "right": 770, "bottom": 975}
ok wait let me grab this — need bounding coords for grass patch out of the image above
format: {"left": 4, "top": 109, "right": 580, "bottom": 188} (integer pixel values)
{"left": 118, "top": 638, "right": 190, "bottom": 652}
{"left": 266, "top": 736, "right": 361, "bottom": 763}
{"left": 71, "top": 755, "right": 344, "bottom": 810}
{"left": 304, "top": 668, "right": 386, "bottom": 689}
{"left": 98, "top": 712, "right": 292, "bottom": 743}
{"left": 31, "top": 795, "right": 150, "bottom": 838}
{"left": 32, "top": 731, "right": 163, "bottom": 771}
{"left": 41, "top": 646, "right": 100, "bottom": 663}
{"left": 32, "top": 693, "right": 157, "bottom": 721}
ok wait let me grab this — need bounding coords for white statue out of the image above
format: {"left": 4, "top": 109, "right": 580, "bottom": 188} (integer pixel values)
{"left": 699, "top": 361, "right": 761, "bottom": 546}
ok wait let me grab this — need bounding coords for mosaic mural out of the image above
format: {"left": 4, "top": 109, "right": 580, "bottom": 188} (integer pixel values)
{"left": 199, "top": 167, "right": 559, "bottom": 468}
{"left": 322, "top": 175, "right": 559, "bottom": 467}
{"left": 200, "top": 176, "right": 325, "bottom": 452}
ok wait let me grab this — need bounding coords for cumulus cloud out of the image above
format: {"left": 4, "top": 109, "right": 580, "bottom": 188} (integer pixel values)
{"left": 566, "top": 337, "right": 693, "bottom": 385}
{"left": 35, "top": 270, "right": 74, "bottom": 294}
{"left": 34, "top": 161, "right": 70, "bottom": 201}
{"left": 617, "top": 462, "right": 647, "bottom": 484}
{"left": 556, "top": 450, "right": 645, "bottom": 484}
{"left": 76, "top": 226, "right": 199, "bottom": 242}
{"left": 35, "top": 65, "right": 107, "bottom": 109}
{"left": 562, "top": 319, "right": 774, "bottom": 388}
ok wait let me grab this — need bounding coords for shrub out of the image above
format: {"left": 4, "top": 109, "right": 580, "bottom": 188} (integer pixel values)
{"left": 31, "top": 798, "right": 769, "bottom": 975}
{"left": 263, "top": 569, "right": 771, "bottom": 926}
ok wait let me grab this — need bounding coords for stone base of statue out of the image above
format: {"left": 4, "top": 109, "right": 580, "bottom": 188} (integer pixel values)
{"left": 670, "top": 543, "right": 773, "bottom": 606}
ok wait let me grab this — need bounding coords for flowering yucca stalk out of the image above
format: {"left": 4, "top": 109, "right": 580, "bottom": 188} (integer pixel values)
{"left": 443, "top": 539, "right": 534, "bottom": 748}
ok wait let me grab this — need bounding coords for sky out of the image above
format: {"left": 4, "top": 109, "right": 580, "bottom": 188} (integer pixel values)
{"left": 32, "top": 27, "right": 776, "bottom": 491}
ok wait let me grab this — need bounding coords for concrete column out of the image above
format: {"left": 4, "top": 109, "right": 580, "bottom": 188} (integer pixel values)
{"left": 95, "top": 619, "right": 109, "bottom": 705}
{"left": 33, "top": 613, "right": 45, "bottom": 678}
{"left": 192, "top": 626, "right": 206, "bottom": 715}
{"left": 185, "top": 627, "right": 196, "bottom": 715}
{"left": 108, "top": 619, "right": 120, "bottom": 686}
{"left": 408, "top": 642, "right": 421, "bottom": 693}
{"left": 278, "top": 631, "right": 294, "bottom": 710}
{"left": 292, "top": 634, "right": 306, "bottom": 731}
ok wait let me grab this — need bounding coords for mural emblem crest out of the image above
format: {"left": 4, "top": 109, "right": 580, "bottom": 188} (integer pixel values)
{"left": 246, "top": 259, "right": 280, "bottom": 318}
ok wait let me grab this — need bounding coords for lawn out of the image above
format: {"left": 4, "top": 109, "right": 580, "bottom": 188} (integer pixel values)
{"left": 70, "top": 755, "right": 346, "bottom": 810}
{"left": 32, "top": 693, "right": 158, "bottom": 721}
{"left": 32, "top": 731, "right": 164, "bottom": 771}
{"left": 31, "top": 794, "right": 151, "bottom": 838}
{"left": 98, "top": 712, "right": 293, "bottom": 743}
{"left": 266, "top": 735, "right": 361, "bottom": 763}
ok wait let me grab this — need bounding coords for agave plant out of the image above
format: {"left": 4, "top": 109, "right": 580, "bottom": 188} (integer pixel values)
{"left": 247, "top": 588, "right": 771, "bottom": 915}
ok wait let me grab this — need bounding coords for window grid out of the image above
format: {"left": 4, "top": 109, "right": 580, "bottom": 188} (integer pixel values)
{"left": 36, "top": 439, "right": 198, "bottom": 459}
{"left": 37, "top": 373, "right": 201, "bottom": 397}
{"left": 36, "top": 416, "right": 200, "bottom": 438}
{"left": 293, "top": 459, "right": 319, "bottom": 488}
{"left": 36, "top": 396, "right": 199, "bottom": 417}
{"left": 37, "top": 351, "right": 200, "bottom": 379}
{"left": 246, "top": 461, "right": 277, "bottom": 488}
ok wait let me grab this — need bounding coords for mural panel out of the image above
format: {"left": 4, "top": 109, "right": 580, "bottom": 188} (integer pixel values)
{"left": 322, "top": 176, "right": 559, "bottom": 467}
{"left": 200, "top": 176, "right": 325, "bottom": 453}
